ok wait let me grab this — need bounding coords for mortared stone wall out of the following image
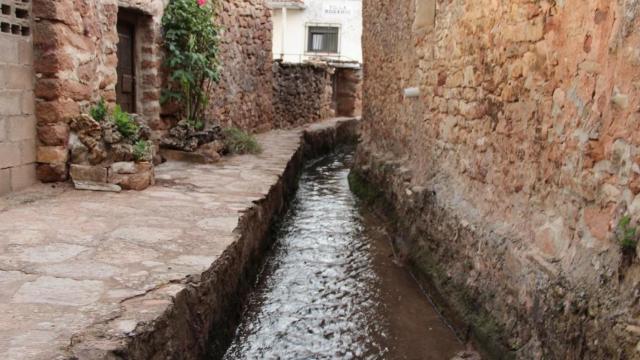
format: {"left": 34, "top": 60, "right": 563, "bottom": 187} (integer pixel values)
{"left": 31, "top": 0, "right": 275, "bottom": 182}
{"left": 357, "top": 0, "right": 640, "bottom": 357}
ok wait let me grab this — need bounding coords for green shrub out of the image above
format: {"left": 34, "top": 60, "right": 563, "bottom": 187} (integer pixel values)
{"left": 618, "top": 215, "right": 638, "bottom": 251}
{"left": 133, "top": 139, "right": 152, "bottom": 161}
{"left": 223, "top": 127, "right": 262, "bottom": 155}
{"left": 112, "top": 105, "right": 139, "bottom": 139}
{"left": 162, "top": 0, "right": 221, "bottom": 124}
{"left": 90, "top": 98, "right": 108, "bottom": 122}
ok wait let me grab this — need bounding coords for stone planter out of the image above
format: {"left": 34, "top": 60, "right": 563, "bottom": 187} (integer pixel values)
{"left": 68, "top": 114, "right": 155, "bottom": 192}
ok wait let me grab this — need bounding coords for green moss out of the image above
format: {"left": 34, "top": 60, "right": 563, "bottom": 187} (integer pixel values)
{"left": 617, "top": 215, "right": 638, "bottom": 251}
{"left": 89, "top": 97, "right": 108, "bottom": 122}
{"left": 223, "top": 127, "right": 262, "bottom": 155}
{"left": 412, "top": 245, "right": 515, "bottom": 359}
{"left": 348, "top": 170, "right": 382, "bottom": 204}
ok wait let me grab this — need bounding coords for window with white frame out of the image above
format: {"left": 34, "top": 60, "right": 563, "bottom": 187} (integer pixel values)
{"left": 307, "top": 26, "right": 339, "bottom": 53}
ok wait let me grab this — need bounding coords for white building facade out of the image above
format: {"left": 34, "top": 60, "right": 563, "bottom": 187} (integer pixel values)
{"left": 269, "top": 0, "right": 363, "bottom": 65}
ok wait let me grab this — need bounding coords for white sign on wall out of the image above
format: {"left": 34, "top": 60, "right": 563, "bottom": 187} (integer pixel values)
{"left": 322, "top": 1, "right": 354, "bottom": 17}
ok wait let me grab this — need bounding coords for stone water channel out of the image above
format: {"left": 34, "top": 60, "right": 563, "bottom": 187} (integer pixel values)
{"left": 221, "top": 147, "right": 464, "bottom": 359}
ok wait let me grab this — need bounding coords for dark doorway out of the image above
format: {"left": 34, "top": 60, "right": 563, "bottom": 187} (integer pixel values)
{"left": 116, "top": 12, "right": 136, "bottom": 113}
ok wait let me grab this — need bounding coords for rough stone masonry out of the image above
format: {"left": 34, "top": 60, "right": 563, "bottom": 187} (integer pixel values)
{"left": 357, "top": 0, "right": 640, "bottom": 358}
{"left": 32, "top": 0, "right": 273, "bottom": 182}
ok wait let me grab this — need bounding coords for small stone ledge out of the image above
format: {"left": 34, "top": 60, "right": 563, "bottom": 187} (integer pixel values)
{"left": 70, "top": 162, "right": 155, "bottom": 192}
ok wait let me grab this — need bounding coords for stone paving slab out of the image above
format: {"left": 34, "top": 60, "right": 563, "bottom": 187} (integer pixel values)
{"left": 0, "top": 118, "right": 355, "bottom": 359}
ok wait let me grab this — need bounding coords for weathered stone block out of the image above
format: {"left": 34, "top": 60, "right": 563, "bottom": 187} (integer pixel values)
{"left": 196, "top": 141, "right": 225, "bottom": 163}
{"left": 36, "top": 100, "right": 80, "bottom": 124}
{"left": 38, "top": 123, "right": 69, "bottom": 146}
{"left": 36, "top": 146, "right": 68, "bottom": 164}
{"left": 70, "top": 164, "right": 108, "bottom": 183}
{"left": 34, "top": 79, "right": 91, "bottom": 102}
{"left": 33, "top": 21, "right": 95, "bottom": 53}
{"left": 36, "top": 162, "right": 67, "bottom": 182}
{"left": 32, "top": 1, "right": 83, "bottom": 32}
{"left": 34, "top": 51, "right": 74, "bottom": 76}
{"left": 108, "top": 164, "right": 154, "bottom": 191}
{"left": 110, "top": 162, "right": 137, "bottom": 174}
{"left": 73, "top": 180, "right": 121, "bottom": 193}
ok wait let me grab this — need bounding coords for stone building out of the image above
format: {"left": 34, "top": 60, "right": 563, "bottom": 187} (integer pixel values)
{"left": 270, "top": 0, "right": 362, "bottom": 64}
{"left": 30, "top": 0, "right": 273, "bottom": 185}
{"left": 357, "top": 0, "right": 640, "bottom": 358}
{"left": 268, "top": 0, "right": 363, "bottom": 120}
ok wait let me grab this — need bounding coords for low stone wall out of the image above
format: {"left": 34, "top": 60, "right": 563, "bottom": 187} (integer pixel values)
{"left": 272, "top": 62, "right": 335, "bottom": 129}
{"left": 66, "top": 118, "right": 359, "bottom": 359}
{"left": 335, "top": 68, "right": 362, "bottom": 117}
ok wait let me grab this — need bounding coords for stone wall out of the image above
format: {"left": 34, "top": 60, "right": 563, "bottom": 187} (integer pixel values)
{"left": 207, "top": 0, "right": 274, "bottom": 132}
{"left": 273, "top": 62, "right": 334, "bottom": 128}
{"left": 0, "top": 0, "right": 36, "bottom": 196}
{"left": 32, "top": 0, "right": 273, "bottom": 183}
{"left": 335, "top": 68, "right": 362, "bottom": 117}
{"left": 358, "top": 0, "right": 640, "bottom": 358}
{"left": 32, "top": 0, "right": 165, "bottom": 182}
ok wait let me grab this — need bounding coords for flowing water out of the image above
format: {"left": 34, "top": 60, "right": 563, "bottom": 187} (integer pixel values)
{"left": 222, "top": 148, "right": 464, "bottom": 360}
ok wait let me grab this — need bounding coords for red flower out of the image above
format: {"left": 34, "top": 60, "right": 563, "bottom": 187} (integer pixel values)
{"left": 197, "top": 0, "right": 206, "bottom": 6}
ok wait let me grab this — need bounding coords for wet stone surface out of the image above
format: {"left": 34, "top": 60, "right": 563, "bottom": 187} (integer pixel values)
{"left": 224, "top": 148, "right": 463, "bottom": 360}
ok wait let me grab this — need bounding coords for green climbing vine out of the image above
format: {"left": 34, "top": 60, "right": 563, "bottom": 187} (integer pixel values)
{"left": 161, "top": 0, "right": 221, "bottom": 128}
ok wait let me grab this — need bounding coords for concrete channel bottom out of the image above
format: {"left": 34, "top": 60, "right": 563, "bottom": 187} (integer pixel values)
{"left": 0, "top": 118, "right": 359, "bottom": 360}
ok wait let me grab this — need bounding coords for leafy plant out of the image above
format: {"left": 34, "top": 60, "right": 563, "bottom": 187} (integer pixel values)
{"left": 90, "top": 98, "right": 108, "bottom": 122}
{"left": 133, "top": 139, "right": 152, "bottom": 161}
{"left": 112, "top": 105, "right": 139, "bottom": 139}
{"left": 223, "top": 127, "right": 262, "bottom": 155}
{"left": 162, "top": 0, "right": 221, "bottom": 125}
{"left": 617, "top": 215, "right": 638, "bottom": 251}
{"left": 189, "top": 118, "right": 205, "bottom": 131}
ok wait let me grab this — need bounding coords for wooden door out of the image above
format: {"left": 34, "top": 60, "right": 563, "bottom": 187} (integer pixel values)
{"left": 116, "top": 20, "right": 136, "bottom": 113}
